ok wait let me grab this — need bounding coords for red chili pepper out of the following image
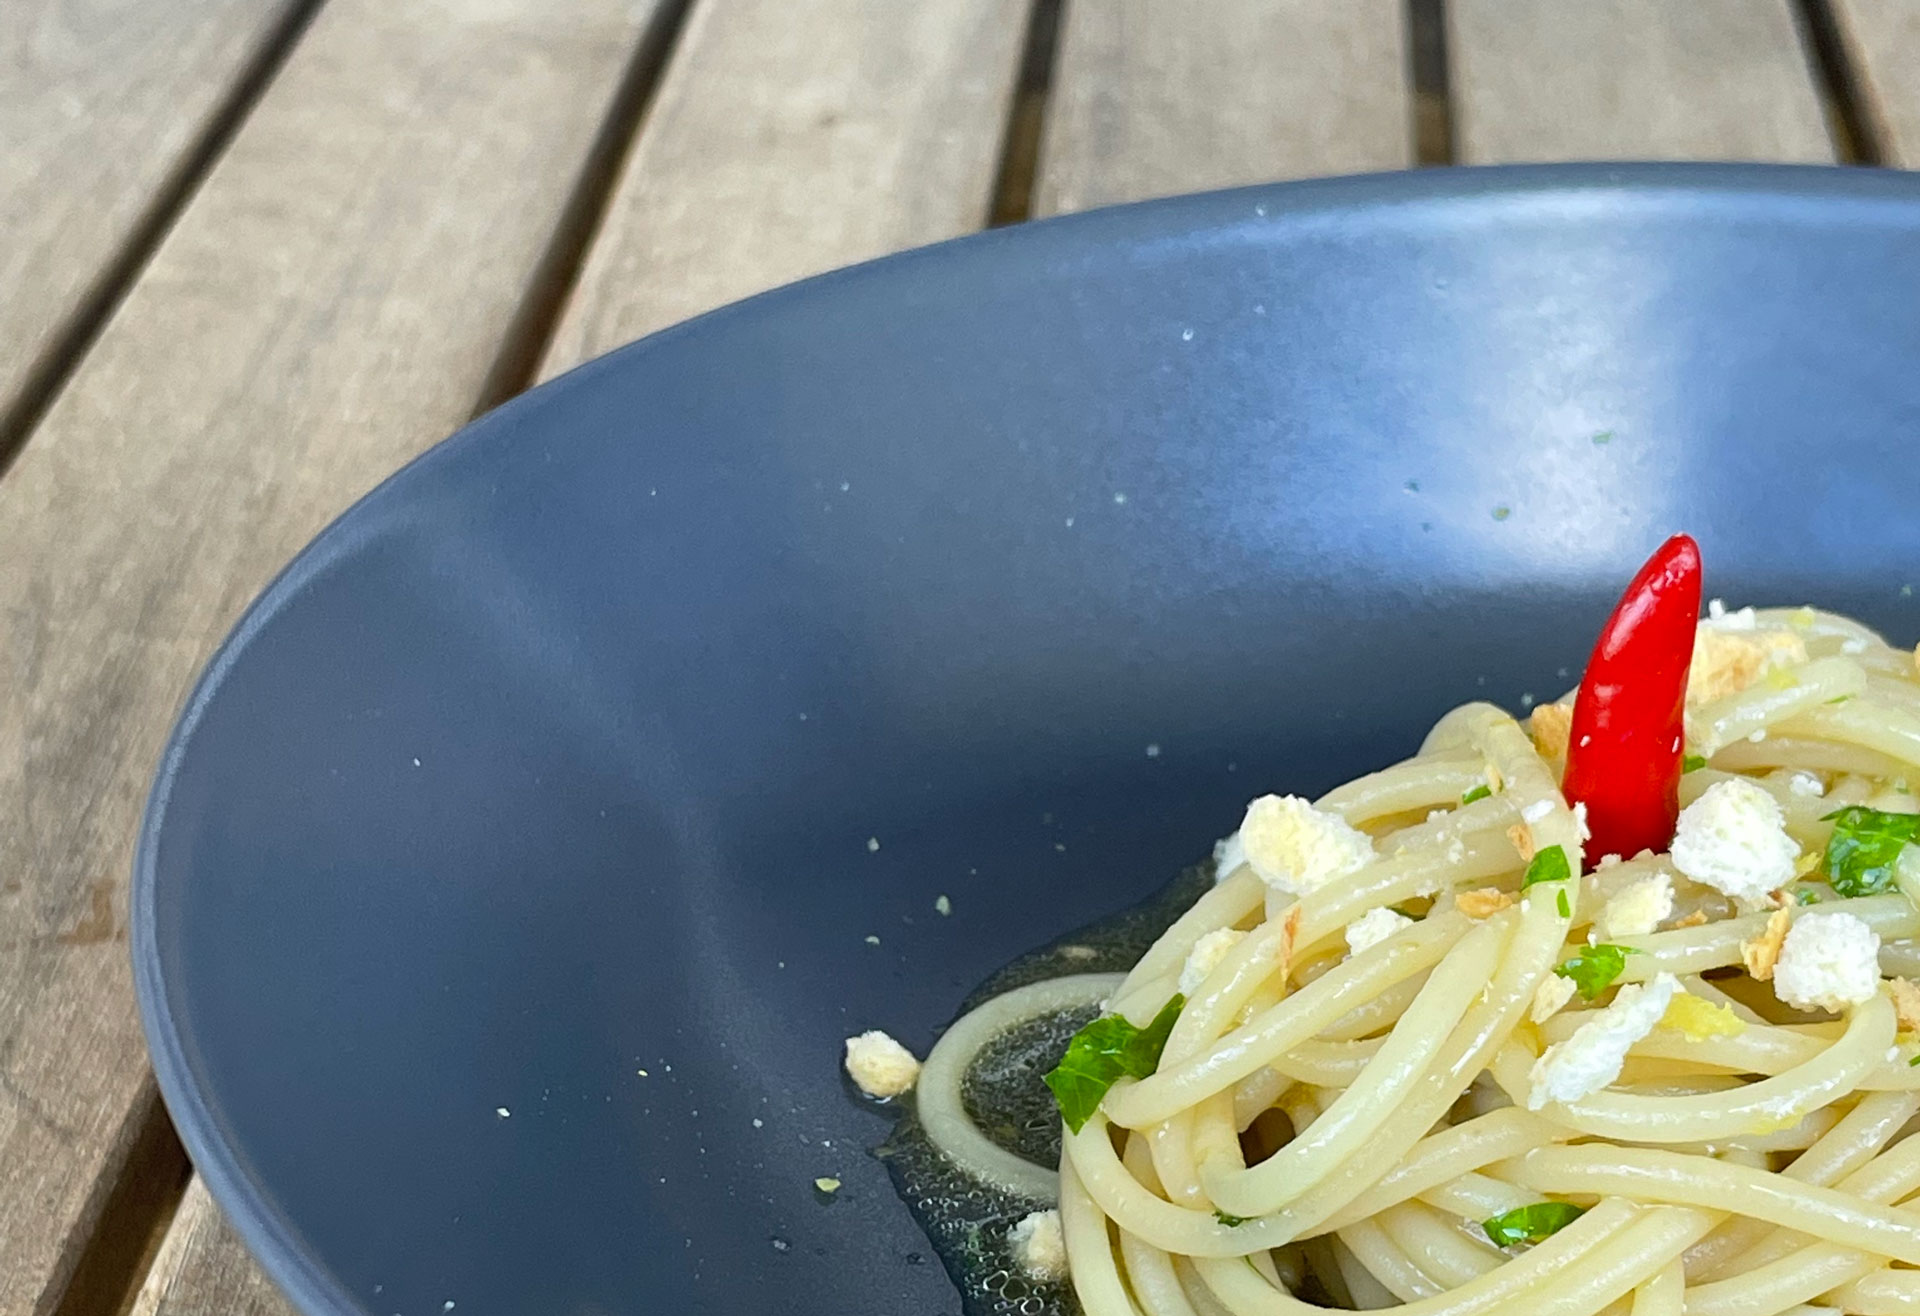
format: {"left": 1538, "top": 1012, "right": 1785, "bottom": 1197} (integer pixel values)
{"left": 1560, "top": 534, "right": 1702, "bottom": 867}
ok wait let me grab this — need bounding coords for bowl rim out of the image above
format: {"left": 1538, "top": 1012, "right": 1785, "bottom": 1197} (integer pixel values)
{"left": 130, "top": 160, "right": 1920, "bottom": 1316}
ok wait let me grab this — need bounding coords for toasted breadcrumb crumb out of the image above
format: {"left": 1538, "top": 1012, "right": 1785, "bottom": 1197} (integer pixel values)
{"left": 1891, "top": 978, "right": 1920, "bottom": 1034}
{"left": 1742, "top": 908, "right": 1791, "bottom": 981}
{"left": 1530, "top": 704, "right": 1573, "bottom": 760}
{"left": 1456, "top": 888, "right": 1516, "bottom": 919}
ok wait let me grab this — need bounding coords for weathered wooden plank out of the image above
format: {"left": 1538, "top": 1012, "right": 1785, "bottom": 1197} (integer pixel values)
{"left": 129, "top": 1184, "right": 285, "bottom": 1316}
{"left": 1034, "top": 0, "right": 1413, "bottom": 217}
{"left": 0, "top": 0, "right": 308, "bottom": 444}
{"left": 0, "top": 1, "right": 667, "bottom": 1312}
{"left": 540, "top": 0, "right": 1029, "bottom": 371}
{"left": 1827, "top": 0, "right": 1920, "bottom": 165}
{"left": 1449, "top": 0, "right": 1835, "bottom": 162}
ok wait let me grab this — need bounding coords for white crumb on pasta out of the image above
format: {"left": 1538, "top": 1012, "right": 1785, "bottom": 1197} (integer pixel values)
{"left": 1212, "top": 829, "right": 1248, "bottom": 884}
{"left": 1601, "top": 872, "right": 1674, "bottom": 939}
{"left": 1669, "top": 779, "right": 1798, "bottom": 906}
{"left": 1530, "top": 973, "right": 1577, "bottom": 1024}
{"left": 1179, "top": 928, "right": 1246, "bottom": 994}
{"left": 1344, "top": 907, "right": 1412, "bottom": 957}
{"left": 1772, "top": 913, "right": 1881, "bottom": 1013}
{"left": 1528, "top": 973, "right": 1680, "bottom": 1109}
{"left": 1236, "top": 795, "right": 1374, "bottom": 896}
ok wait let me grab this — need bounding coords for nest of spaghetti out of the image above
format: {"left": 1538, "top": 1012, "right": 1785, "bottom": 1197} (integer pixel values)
{"left": 929, "top": 603, "right": 1920, "bottom": 1315}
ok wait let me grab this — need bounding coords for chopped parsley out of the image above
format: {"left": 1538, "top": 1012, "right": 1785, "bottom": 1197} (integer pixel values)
{"left": 1796, "top": 888, "right": 1821, "bottom": 905}
{"left": 1481, "top": 1201, "right": 1587, "bottom": 1248}
{"left": 1045, "top": 995, "right": 1185, "bottom": 1133}
{"left": 1909, "top": 1053, "right": 1920, "bottom": 1068}
{"left": 1214, "top": 1210, "right": 1250, "bottom": 1226}
{"left": 1682, "top": 754, "right": 1708, "bottom": 773}
{"left": 1821, "top": 807, "right": 1920, "bottom": 897}
{"left": 1557, "top": 889, "right": 1571, "bottom": 918}
{"left": 1461, "top": 784, "right": 1493, "bottom": 805}
{"left": 1521, "top": 845, "right": 1573, "bottom": 889}
{"left": 1555, "top": 944, "right": 1641, "bottom": 1000}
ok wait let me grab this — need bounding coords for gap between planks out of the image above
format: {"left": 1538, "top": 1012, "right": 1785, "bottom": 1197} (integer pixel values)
{"left": 1407, "top": 0, "right": 1457, "bottom": 164}
{"left": 48, "top": 1089, "right": 191, "bottom": 1316}
{"left": 986, "top": 0, "right": 1065, "bottom": 226}
{"left": 470, "top": 0, "right": 700, "bottom": 414}
{"left": 0, "top": 0, "right": 327, "bottom": 483}
{"left": 1792, "top": 0, "right": 1886, "bottom": 163}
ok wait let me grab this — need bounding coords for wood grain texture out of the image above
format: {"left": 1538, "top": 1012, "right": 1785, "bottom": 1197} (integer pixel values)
{"left": 540, "top": 0, "right": 1028, "bottom": 372}
{"left": 1449, "top": 0, "right": 1835, "bottom": 162}
{"left": 129, "top": 1184, "right": 287, "bottom": 1316}
{"left": 0, "top": 0, "right": 306, "bottom": 438}
{"left": 1034, "top": 0, "right": 1413, "bottom": 216}
{"left": 0, "top": 0, "right": 662, "bottom": 1312}
{"left": 1828, "top": 0, "right": 1920, "bottom": 165}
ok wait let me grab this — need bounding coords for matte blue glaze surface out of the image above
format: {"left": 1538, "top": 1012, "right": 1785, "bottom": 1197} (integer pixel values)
{"left": 135, "top": 165, "right": 1920, "bottom": 1316}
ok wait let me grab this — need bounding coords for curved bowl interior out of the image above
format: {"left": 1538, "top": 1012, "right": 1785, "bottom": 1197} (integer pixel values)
{"left": 137, "top": 164, "right": 1920, "bottom": 1316}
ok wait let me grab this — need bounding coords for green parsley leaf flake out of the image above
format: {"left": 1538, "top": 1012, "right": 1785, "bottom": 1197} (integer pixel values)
{"left": 1821, "top": 807, "right": 1920, "bottom": 898}
{"left": 1682, "top": 754, "right": 1708, "bottom": 773}
{"left": 1521, "top": 845, "right": 1572, "bottom": 889}
{"left": 1461, "top": 784, "right": 1492, "bottom": 805}
{"left": 1554, "top": 944, "right": 1642, "bottom": 1000}
{"left": 1796, "top": 888, "right": 1821, "bottom": 905}
{"left": 1214, "top": 1210, "right": 1250, "bottom": 1227}
{"left": 1481, "top": 1201, "right": 1587, "bottom": 1248}
{"left": 1045, "top": 994, "right": 1185, "bottom": 1134}
{"left": 1909, "top": 1053, "right": 1920, "bottom": 1068}
{"left": 1556, "top": 888, "right": 1571, "bottom": 918}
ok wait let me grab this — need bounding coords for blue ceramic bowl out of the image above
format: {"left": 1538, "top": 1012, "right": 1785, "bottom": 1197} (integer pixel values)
{"left": 135, "top": 164, "right": 1920, "bottom": 1316}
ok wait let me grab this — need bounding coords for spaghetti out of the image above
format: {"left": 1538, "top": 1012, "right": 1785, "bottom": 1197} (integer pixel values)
{"left": 916, "top": 602, "right": 1920, "bottom": 1314}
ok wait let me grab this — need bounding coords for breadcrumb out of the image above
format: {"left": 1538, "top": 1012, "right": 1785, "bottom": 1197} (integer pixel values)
{"left": 1530, "top": 704, "right": 1573, "bottom": 760}
{"left": 1600, "top": 872, "right": 1674, "bottom": 939}
{"left": 1891, "top": 978, "right": 1920, "bottom": 1034}
{"left": 843, "top": 1031, "right": 921, "bottom": 1099}
{"left": 1529, "top": 974, "right": 1680, "bottom": 1108}
{"left": 1531, "top": 972, "right": 1578, "bottom": 1023}
{"left": 1344, "top": 907, "right": 1413, "bottom": 957}
{"left": 1772, "top": 912, "right": 1881, "bottom": 1013}
{"left": 1689, "top": 622, "right": 1807, "bottom": 704}
{"left": 1673, "top": 910, "right": 1710, "bottom": 929}
{"left": 1742, "top": 908, "right": 1791, "bottom": 981}
{"left": 1009, "top": 1209, "right": 1068, "bottom": 1281}
{"left": 1506, "top": 822, "right": 1537, "bottom": 863}
{"left": 1179, "top": 928, "right": 1246, "bottom": 994}
{"left": 1456, "top": 888, "right": 1515, "bottom": 919}
{"left": 1237, "top": 795, "right": 1375, "bottom": 895}
{"left": 1670, "top": 778, "right": 1800, "bottom": 906}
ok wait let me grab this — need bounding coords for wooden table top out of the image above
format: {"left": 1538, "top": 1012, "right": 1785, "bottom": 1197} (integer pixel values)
{"left": 4, "top": 2, "right": 1919, "bottom": 1313}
